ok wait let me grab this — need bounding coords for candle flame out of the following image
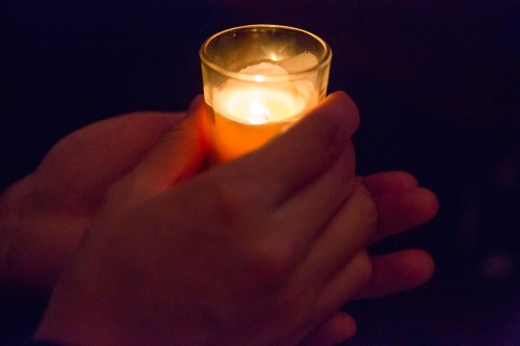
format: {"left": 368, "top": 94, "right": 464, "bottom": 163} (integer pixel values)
{"left": 247, "top": 100, "right": 270, "bottom": 124}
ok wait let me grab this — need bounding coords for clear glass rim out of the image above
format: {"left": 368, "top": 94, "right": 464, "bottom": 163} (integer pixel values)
{"left": 200, "top": 24, "right": 332, "bottom": 83}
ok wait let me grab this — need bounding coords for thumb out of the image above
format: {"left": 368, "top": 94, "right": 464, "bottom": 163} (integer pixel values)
{"left": 127, "top": 95, "right": 209, "bottom": 195}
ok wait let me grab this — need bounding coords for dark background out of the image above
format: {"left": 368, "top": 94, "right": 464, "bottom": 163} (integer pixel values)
{"left": 1, "top": 1, "right": 519, "bottom": 344}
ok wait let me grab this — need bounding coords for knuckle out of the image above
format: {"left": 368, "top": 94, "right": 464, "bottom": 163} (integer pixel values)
{"left": 244, "top": 238, "right": 293, "bottom": 286}
{"left": 354, "top": 184, "right": 378, "bottom": 238}
{"left": 104, "top": 177, "right": 129, "bottom": 205}
{"left": 353, "top": 250, "right": 374, "bottom": 289}
{"left": 360, "top": 253, "right": 374, "bottom": 285}
{"left": 105, "top": 175, "right": 140, "bottom": 205}
{"left": 210, "top": 176, "right": 267, "bottom": 225}
{"left": 210, "top": 179, "right": 247, "bottom": 225}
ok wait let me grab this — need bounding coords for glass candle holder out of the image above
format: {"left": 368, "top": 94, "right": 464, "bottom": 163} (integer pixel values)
{"left": 200, "top": 24, "right": 332, "bottom": 163}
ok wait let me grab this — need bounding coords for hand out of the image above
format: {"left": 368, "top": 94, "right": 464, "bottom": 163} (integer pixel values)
{"left": 301, "top": 170, "right": 438, "bottom": 345}
{"left": 35, "top": 92, "right": 378, "bottom": 345}
{"left": 0, "top": 104, "right": 207, "bottom": 293}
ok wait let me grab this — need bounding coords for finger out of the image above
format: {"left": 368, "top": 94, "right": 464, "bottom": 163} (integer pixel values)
{"left": 268, "top": 251, "right": 369, "bottom": 346}
{"left": 273, "top": 143, "right": 357, "bottom": 255}
{"left": 362, "top": 171, "right": 419, "bottom": 197}
{"left": 315, "top": 249, "right": 373, "bottom": 314}
{"left": 299, "top": 312, "right": 357, "bottom": 346}
{"left": 354, "top": 249, "right": 434, "bottom": 300}
{"left": 226, "top": 91, "right": 359, "bottom": 206}
{"left": 371, "top": 187, "right": 439, "bottom": 243}
{"left": 38, "top": 111, "right": 186, "bottom": 200}
{"left": 295, "top": 183, "right": 376, "bottom": 285}
{"left": 129, "top": 95, "right": 209, "bottom": 194}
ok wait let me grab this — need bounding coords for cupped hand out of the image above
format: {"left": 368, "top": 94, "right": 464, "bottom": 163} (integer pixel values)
{"left": 301, "top": 171, "right": 438, "bottom": 346}
{"left": 35, "top": 92, "right": 378, "bottom": 345}
{"left": 0, "top": 104, "right": 207, "bottom": 293}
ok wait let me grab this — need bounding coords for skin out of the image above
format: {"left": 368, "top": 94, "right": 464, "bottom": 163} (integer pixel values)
{"left": 0, "top": 107, "right": 202, "bottom": 293}
{"left": 1, "top": 92, "right": 437, "bottom": 345}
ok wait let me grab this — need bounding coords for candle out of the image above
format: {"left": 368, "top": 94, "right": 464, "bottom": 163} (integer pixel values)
{"left": 207, "top": 61, "right": 318, "bottom": 162}
{"left": 200, "top": 25, "right": 332, "bottom": 163}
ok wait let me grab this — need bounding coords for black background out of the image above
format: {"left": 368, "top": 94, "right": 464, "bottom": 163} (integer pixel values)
{"left": 1, "top": 1, "right": 519, "bottom": 344}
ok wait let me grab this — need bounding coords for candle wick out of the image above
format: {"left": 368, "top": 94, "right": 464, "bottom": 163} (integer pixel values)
{"left": 248, "top": 100, "right": 270, "bottom": 124}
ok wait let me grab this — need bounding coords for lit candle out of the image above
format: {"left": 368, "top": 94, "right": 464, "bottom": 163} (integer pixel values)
{"left": 200, "top": 25, "right": 332, "bottom": 163}
{"left": 207, "top": 60, "right": 318, "bottom": 162}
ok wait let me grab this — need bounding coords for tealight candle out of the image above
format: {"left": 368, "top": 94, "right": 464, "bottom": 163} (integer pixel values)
{"left": 200, "top": 25, "right": 332, "bottom": 163}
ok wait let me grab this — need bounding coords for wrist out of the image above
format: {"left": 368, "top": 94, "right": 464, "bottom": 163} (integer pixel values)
{"left": 33, "top": 245, "right": 130, "bottom": 346}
